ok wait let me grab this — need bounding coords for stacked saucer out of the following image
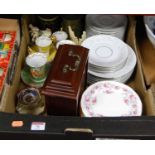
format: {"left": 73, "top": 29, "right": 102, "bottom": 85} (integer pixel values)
{"left": 81, "top": 35, "right": 137, "bottom": 84}
{"left": 86, "top": 15, "right": 128, "bottom": 40}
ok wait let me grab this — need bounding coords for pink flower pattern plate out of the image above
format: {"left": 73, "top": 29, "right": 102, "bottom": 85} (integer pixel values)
{"left": 81, "top": 81, "right": 142, "bottom": 117}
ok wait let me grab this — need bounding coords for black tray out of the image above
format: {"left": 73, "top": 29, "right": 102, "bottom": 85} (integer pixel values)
{"left": 0, "top": 112, "right": 155, "bottom": 139}
{"left": 0, "top": 15, "right": 155, "bottom": 140}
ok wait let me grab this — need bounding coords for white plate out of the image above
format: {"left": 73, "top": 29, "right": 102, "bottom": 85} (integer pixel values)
{"left": 86, "top": 15, "right": 127, "bottom": 30}
{"left": 88, "top": 60, "right": 127, "bottom": 73}
{"left": 87, "top": 68, "right": 134, "bottom": 84}
{"left": 86, "top": 26, "right": 126, "bottom": 40}
{"left": 82, "top": 35, "right": 129, "bottom": 68}
{"left": 88, "top": 45, "right": 136, "bottom": 79}
{"left": 85, "top": 15, "right": 127, "bottom": 40}
{"left": 86, "top": 25, "right": 117, "bottom": 34}
{"left": 81, "top": 81, "right": 142, "bottom": 117}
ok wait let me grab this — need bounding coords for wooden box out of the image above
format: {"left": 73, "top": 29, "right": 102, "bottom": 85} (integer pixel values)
{"left": 42, "top": 44, "right": 89, "bottom": 116}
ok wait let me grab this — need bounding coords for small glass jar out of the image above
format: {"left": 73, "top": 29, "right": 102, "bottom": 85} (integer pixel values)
{"left": 16, "top": 88, "right": 45, "bottom": 115}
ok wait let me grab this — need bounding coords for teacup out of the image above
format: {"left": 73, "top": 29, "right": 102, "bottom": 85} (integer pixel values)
{"left": 26, "top": 53, "right": 47, "bottom": 81}
{"left": 35, "top": 36, "right": 57, "bottom": 62}
{"left": 35, "top": 36, "right": 52, "bottom": 57}
{"left": 53, "top": 31, "right": 68, "bottom": 42}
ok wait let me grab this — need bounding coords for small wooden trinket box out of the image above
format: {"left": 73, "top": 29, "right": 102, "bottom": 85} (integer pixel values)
{"left": 41, "top": 44, "right": 89, "bottom": 116}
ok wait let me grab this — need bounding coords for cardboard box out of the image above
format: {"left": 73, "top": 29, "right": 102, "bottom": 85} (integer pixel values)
{"left": 1, "top": 15, "right": 155, "bottom": 139}
{"left": 133, "top": 17, "right": 155, "bottom": 115}
{"left": 0, "top": 15, "right": 154, "bottom": 118}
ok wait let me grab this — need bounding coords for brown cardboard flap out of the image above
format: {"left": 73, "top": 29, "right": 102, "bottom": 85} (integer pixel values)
{"left": 126, "top": 17, "right": 146, "bottom": 94}
{"left": 126, "top": 16, "right": 155, "bottom": 115}
{"left": 136, "top": 18, "right": 155, "bottom": 86}
{"left": 144, "top": 88, "right": 155, "bottom": 115}
{"left": 0, "top": 18, "right": 19, "bottom": 31}
{"left": 0, "top": 18, "right": 20, "bottom": 45}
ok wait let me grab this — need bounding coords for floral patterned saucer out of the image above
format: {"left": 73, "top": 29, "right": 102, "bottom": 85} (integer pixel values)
{"left": 81, "top": 81, "right": 142, "bottom": 117}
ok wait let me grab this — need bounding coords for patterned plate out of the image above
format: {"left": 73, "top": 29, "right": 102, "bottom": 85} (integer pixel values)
{"left": 81, "top": 81, "right": 142, "bottom": 117}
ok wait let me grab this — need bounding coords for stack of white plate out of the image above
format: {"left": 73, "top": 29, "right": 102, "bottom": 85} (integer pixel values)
{"left": 81, "top": 35, "right": 137, "bottom": 84}
{"left": 86, "top": 15, "right": 128, "bottom": 40}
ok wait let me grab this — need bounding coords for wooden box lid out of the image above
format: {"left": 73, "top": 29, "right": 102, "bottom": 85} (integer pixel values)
{"left": 42, "top": 44, "right": 89, "bottom": 97}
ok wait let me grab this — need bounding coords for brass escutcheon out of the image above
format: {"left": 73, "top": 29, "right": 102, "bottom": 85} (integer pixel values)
{"left": 63, "top": 50, "right": 81, "bottom": 73}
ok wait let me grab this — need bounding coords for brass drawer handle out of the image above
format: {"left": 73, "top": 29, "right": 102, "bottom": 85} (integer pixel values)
{"left": 64, "top": 128, "right": 93, "bottom": 134}
{"left": 63, "top": 50, "right": 81, "bottom": 73}
{"left": 64, "top": 128, "right": 94, "bottom": 139}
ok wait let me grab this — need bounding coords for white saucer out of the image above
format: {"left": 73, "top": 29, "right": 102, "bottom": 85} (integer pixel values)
{"left": 88, "top": 45, "right": 136, "bottom": 80}
{"left": 82, "top": 35, "right": 129, "bottom": 69}
{"left": 86, "top": 15, "right": 128, "bottom": 40}
{"left": 86, "top": 15, "right": 127, "bottom": 30}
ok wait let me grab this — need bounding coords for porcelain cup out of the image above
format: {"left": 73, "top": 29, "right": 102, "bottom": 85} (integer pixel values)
{"left": 26, "top": 53, "right": 47, "bottom": 80}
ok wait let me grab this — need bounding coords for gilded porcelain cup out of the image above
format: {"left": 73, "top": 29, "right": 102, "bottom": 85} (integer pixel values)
{"left": 26, "top": 53, "right": 47, "bottom": 81}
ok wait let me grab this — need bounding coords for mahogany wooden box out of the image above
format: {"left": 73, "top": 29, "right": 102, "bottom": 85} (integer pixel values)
{"left": 42, "top": 44, "right": 89, "bottom": 116}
